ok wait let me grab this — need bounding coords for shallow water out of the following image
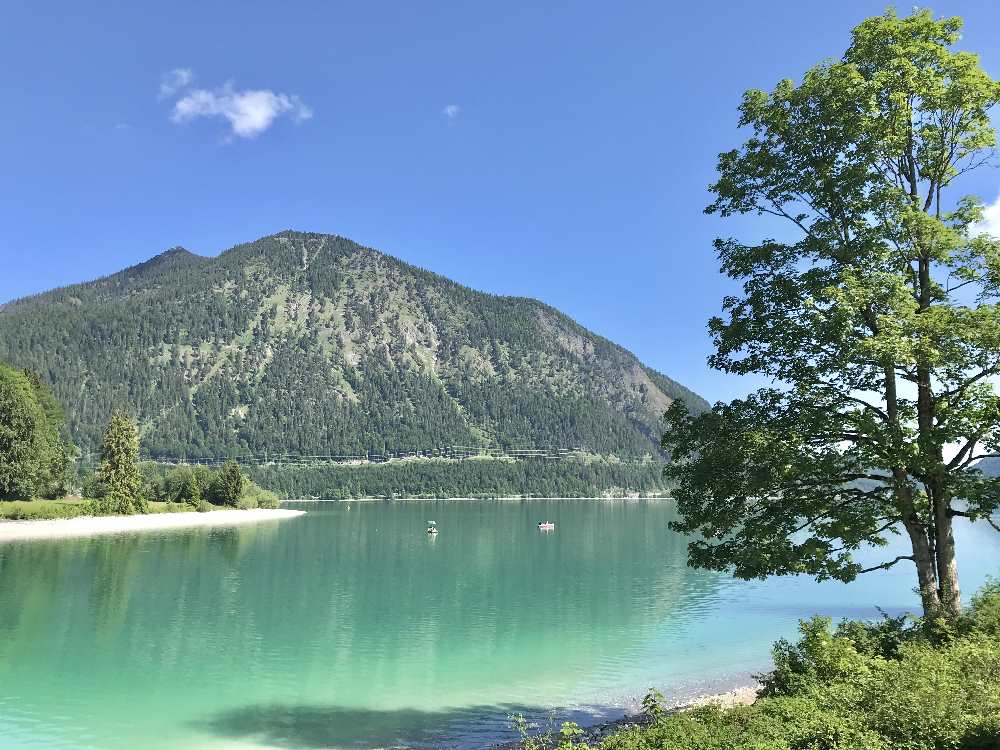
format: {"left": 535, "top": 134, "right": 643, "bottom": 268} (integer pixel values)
{"left": 0, "top": 499, "right": 997, "bottom": 749}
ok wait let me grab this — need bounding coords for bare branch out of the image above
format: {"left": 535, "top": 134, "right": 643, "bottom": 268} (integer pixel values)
{"left": 857, "top": 554, "right": 914, "bottom": 575}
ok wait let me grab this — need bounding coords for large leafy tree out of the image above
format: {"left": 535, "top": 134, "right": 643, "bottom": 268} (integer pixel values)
{"left": 0, "top": 363, "right": 73, "bottom": 499}
{"left": 663, "top": 9, "right": 1000, "bottom": 618}
{"left": 98, "top": 411, "right": 146, "bottom": 515}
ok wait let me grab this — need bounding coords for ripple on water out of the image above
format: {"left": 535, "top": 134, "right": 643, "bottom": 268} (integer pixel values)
{"left": 0, "top": 499, "right": 997, "bottom": 749}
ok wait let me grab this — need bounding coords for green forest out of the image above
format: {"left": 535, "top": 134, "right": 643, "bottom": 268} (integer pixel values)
{"left": 248, "top": 455, "right": 669, "bottom": 500}
{"left": 0, "top": 233, "right": 706, "bottom": 463}
{"left": 1, "top": 349, "right": 676, "bottom": 503}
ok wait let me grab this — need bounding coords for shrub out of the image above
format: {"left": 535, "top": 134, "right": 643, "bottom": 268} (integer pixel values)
{"left": 590, "top": 582, "right": 1000, "bottom": 750}
{"left": 761, "top": 617, "right": 878, "bottom": 699}
{"left": 81, "top": 472, "right": 108, "bottom": 501}
{"left": 833, "top": 612, "right": 916, "bottom": 661}
{"left": 964, "top": 578, "right": 1000, "bottom": 637}
{"left": 600, "top": 699, "right": 885, "bottom": 750}
{"left": 858, "top": 635, "right": 1000, "bottom": 750}
{"left": 256, "top": 494, "right": 280, "bottom": 509}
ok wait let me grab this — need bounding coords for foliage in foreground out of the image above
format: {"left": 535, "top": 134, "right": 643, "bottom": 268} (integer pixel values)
{"left": 533, "top": 581, "right": 1000, "bottom": 750}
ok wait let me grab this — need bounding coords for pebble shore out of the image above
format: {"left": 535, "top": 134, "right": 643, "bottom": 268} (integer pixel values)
{"left": 494, "top": 686, "right": 761, "bottom": 749}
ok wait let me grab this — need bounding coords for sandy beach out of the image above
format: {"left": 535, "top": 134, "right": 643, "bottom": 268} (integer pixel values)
{"left": 0, "top": 508, "right": 306, "bottom": 542}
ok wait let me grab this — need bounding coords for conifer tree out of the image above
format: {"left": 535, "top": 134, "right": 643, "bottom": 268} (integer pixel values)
{"left": 213, "top": 458, "right": 246, "bottom": 506}
{"left": 98, "top": 411, "right": 146, "bottom": 514}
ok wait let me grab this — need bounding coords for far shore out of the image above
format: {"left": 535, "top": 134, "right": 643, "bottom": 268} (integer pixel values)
{"left": 0, "top": 508, "right": 306, "bottom": 542}
{"left": 285, "top": 495, "right": 671, "bottom": 502}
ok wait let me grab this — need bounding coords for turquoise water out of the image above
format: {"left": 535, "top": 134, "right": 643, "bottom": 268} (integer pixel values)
{"left": 0, "top": 499, "right": 997, "bottom": 749}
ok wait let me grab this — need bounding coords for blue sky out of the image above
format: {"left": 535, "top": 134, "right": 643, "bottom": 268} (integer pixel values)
{"left": 2, "top": 1, "right": 999, "bottom": 402}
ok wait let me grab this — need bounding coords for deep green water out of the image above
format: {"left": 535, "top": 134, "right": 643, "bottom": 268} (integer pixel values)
{"left": 1, "top": 499, "right": 997, "bottom": 749}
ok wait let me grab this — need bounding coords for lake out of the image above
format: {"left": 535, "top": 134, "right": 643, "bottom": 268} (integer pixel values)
{"left": 1, "top": 498, "right": 997, "bottom": 749}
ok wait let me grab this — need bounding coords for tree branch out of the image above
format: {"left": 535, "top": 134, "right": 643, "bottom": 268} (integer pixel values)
{"left": 857, "top": 554, "right": 914, "bottom": 575}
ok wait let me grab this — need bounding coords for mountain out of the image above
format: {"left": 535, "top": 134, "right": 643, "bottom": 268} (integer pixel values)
{"left": 973, "top": 458, "right": 1000, "bottom": 476}
{"left": 0, "top": 231, "right": 707, "bottom": 461}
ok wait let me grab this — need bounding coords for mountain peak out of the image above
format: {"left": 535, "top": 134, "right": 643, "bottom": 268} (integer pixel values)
{"left": 0, "top": 232, "right": 707, "bottom": 459}
{"left": 134, "top": 246, "right": 203, "bottom": 269}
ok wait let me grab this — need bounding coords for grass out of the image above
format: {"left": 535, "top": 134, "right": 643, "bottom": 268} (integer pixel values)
{"left": 0, "top": 497, "right": 270, "bottom": 520}
{"left": 0, "top": 497, "right": 92, "bottom": 520}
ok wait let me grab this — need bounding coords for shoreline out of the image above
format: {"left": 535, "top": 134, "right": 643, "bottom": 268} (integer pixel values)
{"left": 493, "top": 685, "right": 760, "bottom": 749}
{"left": 0, "top": 508, "right": 306, "bottom": 542}
{"left": 285, "top": 495, "right": 672, "bottom": 502}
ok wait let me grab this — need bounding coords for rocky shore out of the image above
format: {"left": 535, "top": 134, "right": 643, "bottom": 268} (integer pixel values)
{"left": 494, "top": 686, "right": 760, "bottom": 749}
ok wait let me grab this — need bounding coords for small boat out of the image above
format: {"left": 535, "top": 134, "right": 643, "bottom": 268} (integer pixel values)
{"left": 537, "top": 521, "right": 555, "bottom": 531}
{"left": 426, "top": 521, "right": 438, "bottom": 535}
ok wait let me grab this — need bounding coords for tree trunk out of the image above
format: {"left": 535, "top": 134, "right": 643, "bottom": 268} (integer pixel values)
{"left": 892, "top": 472, "right": 940, "bottom": 616}
{"left": 934, "top": 497, "right": 962, "bottom": 617}
{"left": 885, "top": 363, "right": 941, "bottom": 617}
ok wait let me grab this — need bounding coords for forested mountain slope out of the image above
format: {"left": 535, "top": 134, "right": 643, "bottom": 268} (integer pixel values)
{"left": 0, "top": 231, "right": 706, "bottom": 460}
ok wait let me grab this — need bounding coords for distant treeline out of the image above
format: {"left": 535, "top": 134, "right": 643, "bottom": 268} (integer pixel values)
{"left": 247, "top": 456, "right": 671, "bottom": 499}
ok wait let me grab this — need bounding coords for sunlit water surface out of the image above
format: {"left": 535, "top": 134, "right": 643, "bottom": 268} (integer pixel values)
{"left": 1, "top": 499, "right": 997, "bottom": 749}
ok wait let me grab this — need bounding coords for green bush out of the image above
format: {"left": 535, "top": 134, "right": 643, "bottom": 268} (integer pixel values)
{"left": 598, "top": 699, "right": 885, "bottom": 750}
{"left": 964, "top": 578, "right": 1000, "bottom": 636}
{"left": 761, "top": 617, "right": 880, "bottom": 699}
{"left": 832, "top": 612, "right": 916, "bottom": 661}
{"left": 857, "top": 635, "right": 1000, "bottom": 750}
{"left": 582, "top": 583, "right": 1000, "bottom": 750}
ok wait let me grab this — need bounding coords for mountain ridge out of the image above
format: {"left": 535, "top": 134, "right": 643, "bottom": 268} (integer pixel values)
{"left": 0, "top": 231, "right": 707, "bottom": 461}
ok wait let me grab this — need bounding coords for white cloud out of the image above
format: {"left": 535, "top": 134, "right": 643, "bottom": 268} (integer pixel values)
{"left": 159, "top": 68, "right": 194, "bottom": 99}
{"left": 442, "top": 104, "right": 461, "bottom": 122}
{"left": 171, "top": 83, "right": 313, "bottom": 139}
{"left": 972, "top": 192, "right": 1000, "bottom": 238}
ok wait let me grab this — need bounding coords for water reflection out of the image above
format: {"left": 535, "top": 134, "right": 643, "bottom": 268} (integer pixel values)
{"left": 195, "top": 701, "right": 623, "bottom": 749}
{"left": 0, "top": 499, "right": 996, "bottom": 750}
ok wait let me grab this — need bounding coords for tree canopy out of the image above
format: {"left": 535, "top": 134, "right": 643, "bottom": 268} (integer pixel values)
{"left": 0, "top": 362, "right": 73, "bottom": 499}
{"left": 663, "top": 9, "right": 1000, "bottom": 617}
